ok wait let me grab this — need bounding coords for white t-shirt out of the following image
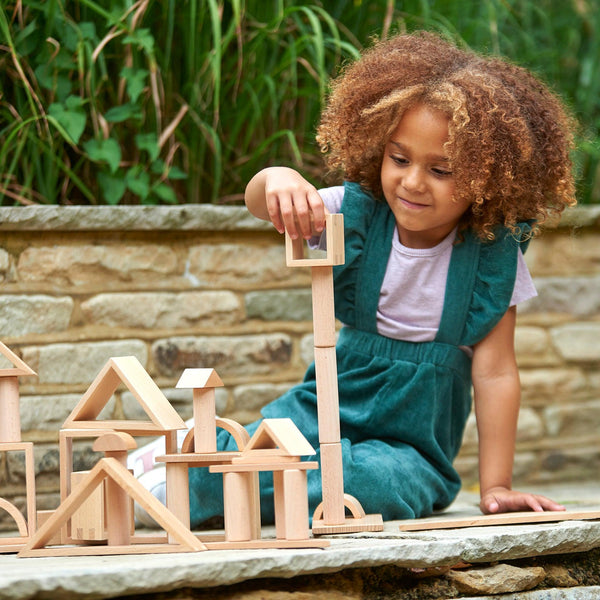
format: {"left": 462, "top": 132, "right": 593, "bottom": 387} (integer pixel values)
{"left": 316, "top": 186, "right": 537, "bottom": 343}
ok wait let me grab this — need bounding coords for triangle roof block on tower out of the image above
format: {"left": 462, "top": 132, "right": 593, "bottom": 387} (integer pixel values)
{"left": 242, "top": 418, "right": 315, "bottom": 457}
{"left": 0, "top": 341, "right": 36, "bottom": 378}
{"left": 176, "top": 368, "right": 223, "bottom": 389}
{"left": 62, "top": 356, "right": 186, "bottom": 435}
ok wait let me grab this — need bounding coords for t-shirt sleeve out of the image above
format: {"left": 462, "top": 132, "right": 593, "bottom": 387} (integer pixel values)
{"left": 308, "top": 186, "right": 345, "bottom": 250}
{"left": 510, "top": 249, "right": 537, "bottom": 306}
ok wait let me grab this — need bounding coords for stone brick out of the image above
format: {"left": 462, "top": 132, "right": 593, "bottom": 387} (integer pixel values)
{"left": 520, "top": 368, "right": 589, "bottom": 404}
{"left": 187, "top": 244, "right": 309, "bottom": 288}
{"left": 152, "top": 334, "right": 293, "bottom": 378}
{"left": 0, "top": 294, "right": 73, "bottom": 336}
{"left": 0, "top": 247, "right": 9, "bottom": 279}
{"left": 17, "top": 244, "right": 178, "bottom": 286}
{"left": 461, "top": 407, "right": 543, "bottom": 448}
{"left": 520, "top": 276, "right": 600, "bottom": 317}
{"left": 544, "top": 399, "right": 600, "bottom": 438}
{"left": 81, "top": 291, "right": 241, "bottom": 329}
{"left": 515, "top": 326, "right": 561, "bottom": 367}
{"left": 525, "top": 231, "right": 600, "bottom": 276}
{"left": 537, "top": 447, "right": 600, "bottom": 483}
{"left": 550, "top": 323, "right": 600, "bottom": 362}
{"left": 229, "top": 383, "right": 294, "bottom": 424}
{"left": 245, "top": 289, "right": 312, "bottom": 321}
{"left": 20, "top": 394, "right": 114, "bottom": 432}
{"left": 22, "top": 340, "right": 148, "bottom": 384}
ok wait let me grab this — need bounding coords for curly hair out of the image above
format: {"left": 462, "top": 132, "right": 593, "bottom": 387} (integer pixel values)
{"left": 316, "top": 31, "right": 577, "bottom": 240}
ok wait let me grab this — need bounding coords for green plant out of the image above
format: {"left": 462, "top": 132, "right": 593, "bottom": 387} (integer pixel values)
{"left": 0, "top": 1, "right": 598, "bottom": 205}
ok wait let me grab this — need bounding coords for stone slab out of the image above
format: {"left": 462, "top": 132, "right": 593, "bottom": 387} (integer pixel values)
{"left": 2, "top": 485, "right": 600, "bottom": 600}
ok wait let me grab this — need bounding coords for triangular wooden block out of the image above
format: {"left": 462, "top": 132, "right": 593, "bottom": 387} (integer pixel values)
{"left": 18, "top": 457, "right": 206, "bottom": 557}
{"left": 0, "top": 341, "right": 36, "bottom": 377}
{"left": 243, "top": 419, "right": 315, "bottom": 457}
{"left": 62, "top": 356, "right": 186, "bottom": 434}
{"left": 176, "top": 368, "right": 224, "bottom": 389}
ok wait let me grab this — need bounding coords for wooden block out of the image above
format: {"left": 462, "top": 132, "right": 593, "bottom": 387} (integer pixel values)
{"left": 176, "top": 368, "right": 223, "bottom": 389}
{"left": 93, "top": 432, "right": 137, "bottom": 454}
{"left": 318, "top": 442, "right": 345, "bottom": 525}
{"left": 193, "top": 388, "right": 217, "bottom": 453}
{"left": 311, "top": 266, "right": 336, "bottom": 347}
{"left": 285, "top": 213, "right": 345, "bottom": 267}
{"left": 312, "top": 513, "right": 384, "bottom": 535}
{"left": 166, "top": 462, "right": 190, "bottom": 542}
{"left": 35, "top": 511, "right": 61, "bottom": 545}
{"left": 0, "top": 341, "right": 36, "bottom": 377}
{"left": 210, "top": 461, "right": 318, "bottom": 474}
{"left": 0, "top": 497, "right": 28, "bottom": 537}
{"left": 396, "top": 509, "right": 600, "bottom": 531}
{"left": 19, "top": 458, "right": 206, "bottom": 557}
{"left": 313, "top": 347, "right": 340, "bottom": 444}
{"left": 222, "top": 472, "right": 256, "bottom": 542}
{"left": 70, "top": 471, "right": 106, "bottom": 541}
{"left": 243, "top": 418, "right": 315, "bottom": 456}
{"left": 0, "top": 377, "right": 21, "bottom": 443}
{"left": 274, "top": 469, "right": 310, "bottom": 541}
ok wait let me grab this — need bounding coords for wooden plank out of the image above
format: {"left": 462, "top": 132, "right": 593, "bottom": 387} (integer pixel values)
{"left": 312, "top": 513, "right": 384, "bottom": 535}
{"left": 210, "top": 461, "right": 319, "bottom": 474}
{"left": 396, "top": 509, "right": 600, "bottom": 532}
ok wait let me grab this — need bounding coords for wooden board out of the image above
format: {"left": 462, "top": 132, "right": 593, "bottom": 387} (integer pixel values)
{"left": 312, "top": 513, "right": 384, "bottom": 535}
{"left": 396, "top": 509, "right": 600, "bottom": 532}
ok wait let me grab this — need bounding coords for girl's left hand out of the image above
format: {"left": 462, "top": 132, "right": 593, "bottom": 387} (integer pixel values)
{"left": 480, "top": 486, "right": 566, "bottom": 514}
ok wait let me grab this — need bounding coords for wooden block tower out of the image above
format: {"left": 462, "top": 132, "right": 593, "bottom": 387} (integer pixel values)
{"left": 0, "top": 342, "right": 37, "bottom": 552}
{"left": 285, "top": 214, "right": 383, "bottom": 534}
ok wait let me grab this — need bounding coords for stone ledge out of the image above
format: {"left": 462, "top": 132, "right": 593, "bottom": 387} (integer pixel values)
{"left": 0, "top": 205, "right": 271, "bottom": 232}
{"left": 0, "top": 204, "right": 598, "bottom": 232}
{"left": 1, "top": 484, "right": 599, "bottom": 600}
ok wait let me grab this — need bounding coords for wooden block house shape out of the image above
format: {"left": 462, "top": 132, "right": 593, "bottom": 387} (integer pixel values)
{"left": 0, "top": 342, "right": 37, "bottom": 552}
{"left": 211, "top": 418, "right": 322, "bottom": 545}
{"left": 59, "top": 356, "right": 187, "bottom": 543}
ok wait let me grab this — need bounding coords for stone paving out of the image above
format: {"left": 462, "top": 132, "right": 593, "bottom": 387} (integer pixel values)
{"left": 1, "top": 484, "right": 599, "bottom": 599}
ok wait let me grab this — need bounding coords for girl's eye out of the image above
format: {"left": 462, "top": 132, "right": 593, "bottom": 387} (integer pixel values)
{"left": 432, "top": 166, "right": 453, "bottom": 177}
{"left": 390, "top": 155, "right": 408, "bottom": 165}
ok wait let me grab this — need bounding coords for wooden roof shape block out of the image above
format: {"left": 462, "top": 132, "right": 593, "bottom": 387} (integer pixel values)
{"left": 63, "top": 356, "right": 186, "bottom": 434}
{"left": 0, "top": 341, "right": 36, "bottom": 378}
{"left": 242, "top": 418, "right": 315, "bottom": 457}
{"left": 18, "top": 457, "right": 206, "bottom": 557}
{"left": 176, "top": 368, "right": 223, "bottom": 389}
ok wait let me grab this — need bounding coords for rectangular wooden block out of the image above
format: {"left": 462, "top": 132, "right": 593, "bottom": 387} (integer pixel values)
{"left": 285, "top": 213, "right": 344, "bottom": 267}
{"left": 319, "top": 442, "right": 345, "bottom": 525}
{"left": 311, "top": 266, "right": 336, "bottom": 347}
{"left": 314, "top": 347, "right": 340, "bottom": 444}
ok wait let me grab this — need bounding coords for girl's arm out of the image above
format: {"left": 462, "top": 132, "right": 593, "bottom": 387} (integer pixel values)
{"left": 244, "top": 167, "right": 326, "bottom": 240}
{"left": 472, "top": 306, "right": 565, "bottom": 514}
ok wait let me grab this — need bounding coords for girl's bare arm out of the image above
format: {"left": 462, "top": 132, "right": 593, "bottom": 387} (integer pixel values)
{"left": 472, "top": 306, "right": 565, "bottom": 514}
{"left": 244, "top": 167, "right": 326, "bottom": 240}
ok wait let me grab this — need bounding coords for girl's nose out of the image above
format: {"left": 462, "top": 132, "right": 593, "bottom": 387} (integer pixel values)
{"left": 402, "top": 167, "right": 426, "bottom": 193}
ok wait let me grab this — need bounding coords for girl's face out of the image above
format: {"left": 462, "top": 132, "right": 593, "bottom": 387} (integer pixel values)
{"left": 380, "top": 103, "right": 471, "bottom": 249}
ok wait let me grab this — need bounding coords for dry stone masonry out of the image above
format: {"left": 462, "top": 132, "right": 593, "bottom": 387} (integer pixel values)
{"left": 0, "top": 204, "right": 598, "bottom": 524}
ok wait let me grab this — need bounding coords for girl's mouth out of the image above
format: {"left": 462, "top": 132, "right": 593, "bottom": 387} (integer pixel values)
{"left": 400, "top": 197, "right": 429, "bottom": 210}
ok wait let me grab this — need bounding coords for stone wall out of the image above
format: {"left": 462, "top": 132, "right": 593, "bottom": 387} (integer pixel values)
{"left": 0, "top": 204, "right": 598, "bottom": 523}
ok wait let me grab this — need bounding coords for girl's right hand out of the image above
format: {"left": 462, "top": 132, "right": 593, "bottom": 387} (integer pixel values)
{"left": 249, "top": 167, "right": 327, "bottom": 240}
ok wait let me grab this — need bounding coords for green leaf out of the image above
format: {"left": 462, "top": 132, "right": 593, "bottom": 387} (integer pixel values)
{"left": 135, "top": 133, "right": 159, "bottom": 161}
{"left": 120, "top": 67, "right": 149, "bottom": 103}
{"left": 152, "top": 183, "right": 177, "bottom": 204}
{"left": 98, "top": 172, "right": 126, "bottom": 205}
{"left": 48, "top": 96, "right": 87, "bottom": 144}
{"left": 104, "top": 103, "right": 142, "bottom": 123}
{"left": 123, "top": 28, "right": 155, "bottom": 53}
{"left": 125, "top": 167, "right": 150, "bottom": 200}
{"left": 165, "top": 166, "right": 187, "bottom": 180}
{"left": 83, "top": 138, "right": 121, "bottom": 174}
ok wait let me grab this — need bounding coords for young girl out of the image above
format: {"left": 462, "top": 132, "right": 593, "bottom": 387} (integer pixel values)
{"left": 188, "top": 31, "right": 575, "bottom": 526}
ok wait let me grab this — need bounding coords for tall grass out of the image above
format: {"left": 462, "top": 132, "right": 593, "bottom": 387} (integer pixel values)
{"left": 0, "top": 0, "right": 598, "bottom": 205}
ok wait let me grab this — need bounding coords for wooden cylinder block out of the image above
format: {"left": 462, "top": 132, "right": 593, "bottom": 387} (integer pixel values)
{"left": 0, "top": 377, "right": 21, "bottom": 443}
{"left": 311, "top": 266, "right": 336, "bottom": 348}
{"left": 319, "top": 442, "right": 346, "bottom": 525}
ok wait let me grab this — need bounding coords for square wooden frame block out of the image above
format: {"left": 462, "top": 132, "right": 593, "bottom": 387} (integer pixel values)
{"left": 285, "top": 213, "right": 344, "bottom": 267}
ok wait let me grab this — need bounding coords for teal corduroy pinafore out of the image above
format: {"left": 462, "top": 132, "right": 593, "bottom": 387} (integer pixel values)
{"left": 188, "top": 182, "right": 531, "bottom": 526}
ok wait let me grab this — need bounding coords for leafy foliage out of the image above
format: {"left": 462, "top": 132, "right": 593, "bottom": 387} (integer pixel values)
{"left": 0, "top": 0, "right": 598, "bottom": 205}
